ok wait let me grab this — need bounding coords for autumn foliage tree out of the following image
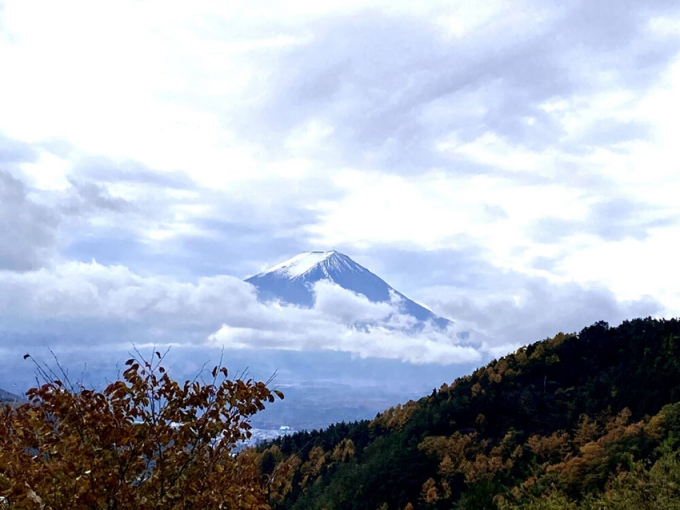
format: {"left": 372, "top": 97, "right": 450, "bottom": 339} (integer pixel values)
{"left": 0, "top": 352, "right": 282, "bottom": 510}
{"left": 261, "top": 318, "right": 680, "bottom": 510}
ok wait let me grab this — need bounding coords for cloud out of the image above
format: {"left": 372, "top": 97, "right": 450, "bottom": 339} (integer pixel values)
{"left": 2, "top": 2, "right": 679, "bottom": 280}
{"left": 236, "top": 1, "right": 680, "bottom": 175}
{"left": 529, "top": 195, "right": 678, "bottom": 243}
{"left": 209, "top": 323, "right": 480, "bottom": 365}
{"left": 421, "top": 270, "right": 662, "bottom": 351}
{"left": 62, "top": 178, "right": 131, "bottom": 215}
{"left": 0, "top": 261, "right": 254, "bottom": 327}
{"left": 0, "top": 150, "right": 337, "bottom": 279}
{"left": 0, "top": 170, "right": 59, "bottom": 271}
{"left": 0, "top": 132, "right": 38, "bottom": 163}
{"left": 351, "top": 244, "right": 665, "bottom": 353}
{"left": 311, "top": 280, "right": 394, "bottom": 323}
{"left": 72, "top": 157, "right": 197, "bottom": 191}
{"left": 0, "top": 1, "right": 679, "bottom": 384}
{"left": 0, "top": 260, "right": 479, "bottom": 364}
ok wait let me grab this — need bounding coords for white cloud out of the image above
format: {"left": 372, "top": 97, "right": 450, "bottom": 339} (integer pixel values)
{"left": 311, "top": 280, "right": 395, "bottom": 323}
{"left": 420, "top": 276, "right": 662, "bottom": 351}
{"left": 439, "top": 132, "right": 548, "bottom": 174}
{"left": 208, "top": 319, "right": 480, "bottom": 365}
{"left": 1, "top": 0, "right": 680, "bottom": 374}
{"left": 0, "top": 260, "right": 480, "bottom": 364}
{"left": 0, "top": 170, "right": 60, "bottom": 271}
{"left": 0, "top": 261, "right": 262, "bottom": 327}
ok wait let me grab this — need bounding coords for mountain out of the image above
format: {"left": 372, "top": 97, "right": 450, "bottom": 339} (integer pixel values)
{"left": 246, "top": 251, "right": 452, "bottom": 330}
{"left": 259, "top": 318, "right": 680, "bottom": 510}
{"left": 0, "top": 387, "right": 22, "bottom": 402}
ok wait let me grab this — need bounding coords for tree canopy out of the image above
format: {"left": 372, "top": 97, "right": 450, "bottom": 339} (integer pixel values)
{"left": 0, "top": 352, "right": 282, "bottom": 510}
{"left": 258, "top": 318, "right": 680, "bottom": 510}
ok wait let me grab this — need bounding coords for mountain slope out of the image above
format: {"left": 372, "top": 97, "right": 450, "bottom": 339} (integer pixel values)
{"left": 0, "top": 387, "right": 22, "bottom": 402}
{"left": 246, "top": 251, "right": 451, "bottom": 329}
{"left": 259, "top": 318, "right": 680, "bottom": 510}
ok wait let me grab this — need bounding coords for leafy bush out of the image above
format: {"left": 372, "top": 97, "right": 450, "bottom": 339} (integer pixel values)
{"left": 0, "top": 352, "right": 282, "bottom": 509}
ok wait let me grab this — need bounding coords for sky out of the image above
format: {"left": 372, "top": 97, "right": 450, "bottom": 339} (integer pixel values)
{"left": 1, "top": 0, "right": 680, "bottom": 397}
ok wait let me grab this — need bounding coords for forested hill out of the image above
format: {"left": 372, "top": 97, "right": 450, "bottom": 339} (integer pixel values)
{"left": 258, "top": 318, "right": 680, "bottom": 510}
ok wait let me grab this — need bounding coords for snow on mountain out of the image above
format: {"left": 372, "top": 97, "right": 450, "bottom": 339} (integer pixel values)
{"left": 246, "top": 251, "right": 453, "bottom": 330}
{"left": 263, "top": 251, "right": 347, "bottom": 279}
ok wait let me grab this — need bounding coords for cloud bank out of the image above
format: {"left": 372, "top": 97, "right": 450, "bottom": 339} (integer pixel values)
{"left": 0, "top": 260, "right": 478, "bottom": 364}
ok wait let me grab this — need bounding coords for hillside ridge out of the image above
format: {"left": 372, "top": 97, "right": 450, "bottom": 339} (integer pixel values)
{"left": 258, "top": 318, "right": 680, "bottom": 510}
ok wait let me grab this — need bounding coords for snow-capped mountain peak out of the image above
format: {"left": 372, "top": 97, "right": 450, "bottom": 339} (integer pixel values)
{"left": 264, "top": 250, "right": 345, "bottom": 279}
{"left": 246, "top": 251, "right": 454, "bottom": 330}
